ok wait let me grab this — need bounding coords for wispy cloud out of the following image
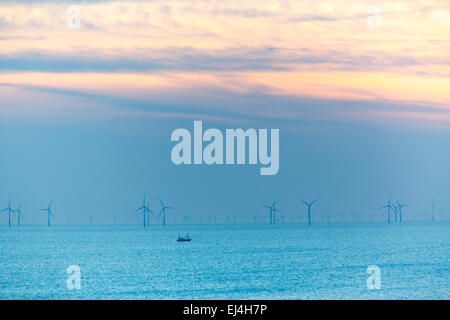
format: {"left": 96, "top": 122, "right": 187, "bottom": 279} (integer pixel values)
{"left": 0, "top": 0, "right": 449, "bottom": 127}
{"left": 1, "top": 47, "right": 448, "bottom": 74}
{"left": 1, "top": 79, "right": 449, "bottom": 130}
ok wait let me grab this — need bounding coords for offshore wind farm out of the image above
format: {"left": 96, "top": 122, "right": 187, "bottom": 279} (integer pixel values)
{"left": 1, "top": 0, "right": 449, "bottom": 302}
{"left": 0, "top": 195, "right": 444, "bottom": 227}
{"left": 1, "top": 193, "right": 449, "bottom": 299}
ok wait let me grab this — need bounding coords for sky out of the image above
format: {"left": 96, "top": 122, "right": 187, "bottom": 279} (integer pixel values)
{"left": 0, "top": 0, "right": 449, "bottom": 225}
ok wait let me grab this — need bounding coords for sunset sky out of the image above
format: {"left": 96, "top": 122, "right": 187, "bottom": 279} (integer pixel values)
{"left": 0, "top": 0, "right": 449, "bottom": 224}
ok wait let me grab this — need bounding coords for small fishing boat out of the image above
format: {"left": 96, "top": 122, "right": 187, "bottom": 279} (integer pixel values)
{"left": 177, "top": 233, "right": 192, "bottom": 242}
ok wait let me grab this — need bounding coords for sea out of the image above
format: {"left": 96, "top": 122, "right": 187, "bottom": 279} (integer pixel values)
{"left": 0, "top": 221, "right": 448, "bottom": 299}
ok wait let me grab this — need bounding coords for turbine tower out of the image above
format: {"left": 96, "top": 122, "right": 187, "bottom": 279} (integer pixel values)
{"left": 135, "top": 196, "right": 148, "bottom": 227}
{"left": 1, "top": 198, "right": 14, "bottom": 228}
{"left": 14, "top": 203, "right": 23, "bottom": 226}
{"left": 300, "top": 198, "right": 319, "bottom": 226}
{"left": 158, "top": 198, "right": 174, "bottom": 227}
{"left": 396, "top": 201, "right": 408, "bottom": 223}
{"left": 263, "top": 201, "right": 282, "bottom": 224}
{"left": 380, "top": 196, "right": 393, "bottom": 224}
{"left": 393, "top": 203, "right": 399, "bottom": 223}
{"left": 40, "top": 201, "right": 54, "bottom": 226}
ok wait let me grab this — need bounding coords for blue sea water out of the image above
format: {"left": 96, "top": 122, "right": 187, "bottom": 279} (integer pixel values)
{"left": 0, "top": 222, "right": 448, "bottom": 300}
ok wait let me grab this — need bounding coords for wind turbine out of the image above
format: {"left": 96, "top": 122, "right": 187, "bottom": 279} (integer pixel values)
{"left": 263, "top": 201, "right": 282, "bottom": 224}
{"left": 380, "top": 196, "right": 393, "bottom": 224}
{"left": 40, "top": 201, "right": 54, "bottom": 226}
{"left": 392, "top": 203, "right": 399, "bottom": 223}
{"left": 263, "top": 201, "right": 273, "bottom": 224}
{"left": 159, "top": 198, "right": 174, "bottom": 227}
{"left": 135, "top": 196, "right": 148, "bottom": 227}
{"left": 14, "top": 203, "right": 23, "bottom": 226}
{"left": 300, "top": 198, "right": 319, "bottom": 226}
{"left": 1, "top": 198, "right": 14, "bottom": 228}
{"left": 396, "top": 201, "right": 408, "bottom": 223}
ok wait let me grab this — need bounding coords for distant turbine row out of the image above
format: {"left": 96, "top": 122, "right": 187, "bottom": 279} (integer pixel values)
{"left": 0, "top": 195, "right": 420, "bottom": 227}
{"left": 1, "top": 198, "right": 53, "bottom": 227}
{"left": 263, "top": 196, "right": 409, "bottom": 225}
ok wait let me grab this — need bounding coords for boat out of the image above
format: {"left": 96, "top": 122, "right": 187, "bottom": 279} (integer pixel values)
{"left": 177, "top": 233, "right": 192, "bottom": 242}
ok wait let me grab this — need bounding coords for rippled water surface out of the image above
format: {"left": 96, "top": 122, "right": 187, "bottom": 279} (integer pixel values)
{"left": 0, "top": 222, "right": 448, "bottom": 299}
